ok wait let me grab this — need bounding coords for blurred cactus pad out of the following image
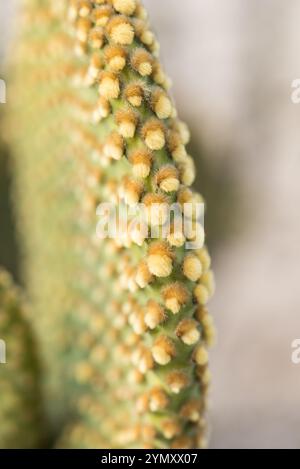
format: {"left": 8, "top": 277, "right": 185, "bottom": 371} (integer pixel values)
{"left": 2, "top": 0, "right": 217, "bottom": 448}
{"left": 0, "top": 269, "right": 44, "bottom": 448}
{"left": 0, "top": 121, "right": 19, "bottom": 278}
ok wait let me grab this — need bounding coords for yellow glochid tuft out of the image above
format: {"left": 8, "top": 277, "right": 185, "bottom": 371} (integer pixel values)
{"left": 128, "top": 148, "right": 152, "bottom": 178}
{"left": 142, "top": 119, "right": 166, "bottom": 151}
{"left": 152, "top": 336, "right": 176, "bottom": 366}
{"left": 104, "top": 44, "right": 127, "bottom": 71}
{"left": 112, "top": 0, "right": 137, "bottom": 16}
{"left": 194, "top": 345, "right": 209, "bottom": 366}
{"left": 135, "top": 260, "right": 153, "bottom": 289}
{"left": 106, "top": 15, "right": 135, "bottom": 45}
{"left": 90, "top": 27, "right": 105, "bottom": 49}
{"left": 93, "top": 4, "right": 113, "bottom": 27}
{"left": 78, "top": 1, "right": 93, "bottom": 19}
{"left": 180, "top": 399, "right": 202, "bottom": 423}
{"left": 151, "top": 87, "right": 173, "bottom": 119}
{"left": 167, "top": 371, "right": 190, "bottom": 394}
{"left": 115, "top": 108, "right": 139, "bottom": 138}
{"left": 194, "top": 284, "right": 210, "bottom": 306}
{"left": 144, "top": 300, "right": 165, "bottom": 330}
{"left": 124, "top": 82, "right": 145, "bottom": 107}
{"left": 104, "top": 131, "right": 124, "bottom": 160}
{"left": 176, "top": 319, "right": 201, "bottom": 346}
{"left": 131, "top": 47, "right": 154, "bottom": 77}
{"left": 163, "top": 282, "right": 190, "bottom": 314}
{"left": 183, "top": 254, "right": 203, "bottom": 282}
{"left": 155, "top": 164, "right": 180, "bottom": 193}
{"left": 98, "top": 71, "right": 120, "bottom": 99}
{"left": 120, "top": 176, "right": 144, "bottom": 205}
{"left": 147, "top": 241, "right": 174, "bottom": 278}
{"left": 149, "top": 387, "right": 169, "bottom": 412}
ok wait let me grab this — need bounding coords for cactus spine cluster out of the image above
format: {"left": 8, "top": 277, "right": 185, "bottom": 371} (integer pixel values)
{"left": 5, "top": 0, "right": 216, "bottom": 448}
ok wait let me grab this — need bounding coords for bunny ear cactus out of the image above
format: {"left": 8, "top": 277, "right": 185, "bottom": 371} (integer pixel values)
{"left": 58, "top": 0, "right": 216, "bottom": 449}
{"left": 8, "top": 0, "right": 216, "bottom": 449}
{"left": 7, "top": 0, "right": 81, "bottom": 429}
{"left": 0, "top": 268, "right": 44, "bottom": 448}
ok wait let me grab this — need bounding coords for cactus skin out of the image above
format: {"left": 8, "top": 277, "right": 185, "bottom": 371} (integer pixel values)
{"left": 0, "top": 268, "right": 44, "bottom": 448}
{"left": 8, "top": 0, "right": 216, "bottom": 448}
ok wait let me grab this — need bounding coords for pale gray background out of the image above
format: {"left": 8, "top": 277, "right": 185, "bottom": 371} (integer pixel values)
{"left": 1, "top": 0, "right": 300, "bottom": 449}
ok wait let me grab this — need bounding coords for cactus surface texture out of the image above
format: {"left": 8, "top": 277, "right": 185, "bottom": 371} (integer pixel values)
{"left": 5, "top": 0, "right": 216, "bottom": 448}
{"left": 0, "top": 268, "right": 44, "bottom": 448}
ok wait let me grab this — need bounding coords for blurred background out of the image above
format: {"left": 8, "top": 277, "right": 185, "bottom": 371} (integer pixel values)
{"left": 1, "top": 0, "right": 300, "bottom": 449}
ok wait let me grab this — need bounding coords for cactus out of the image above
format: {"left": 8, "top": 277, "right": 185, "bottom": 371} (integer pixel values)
{"left": 0, "top": 126, "right": 19, "bottom": 277}
{"left": 0, "top": 268, "right": 44, "bottom": 448}
{"left": 7, "top": 0, "right": 81, "bottom": 430}
{"left": 5, "top": 0, "right": 216, "bottom": 448}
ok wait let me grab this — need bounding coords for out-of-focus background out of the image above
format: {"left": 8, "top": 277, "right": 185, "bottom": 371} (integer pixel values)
{"left": 1, "top": 0, "right": 300, "bottom": 449}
